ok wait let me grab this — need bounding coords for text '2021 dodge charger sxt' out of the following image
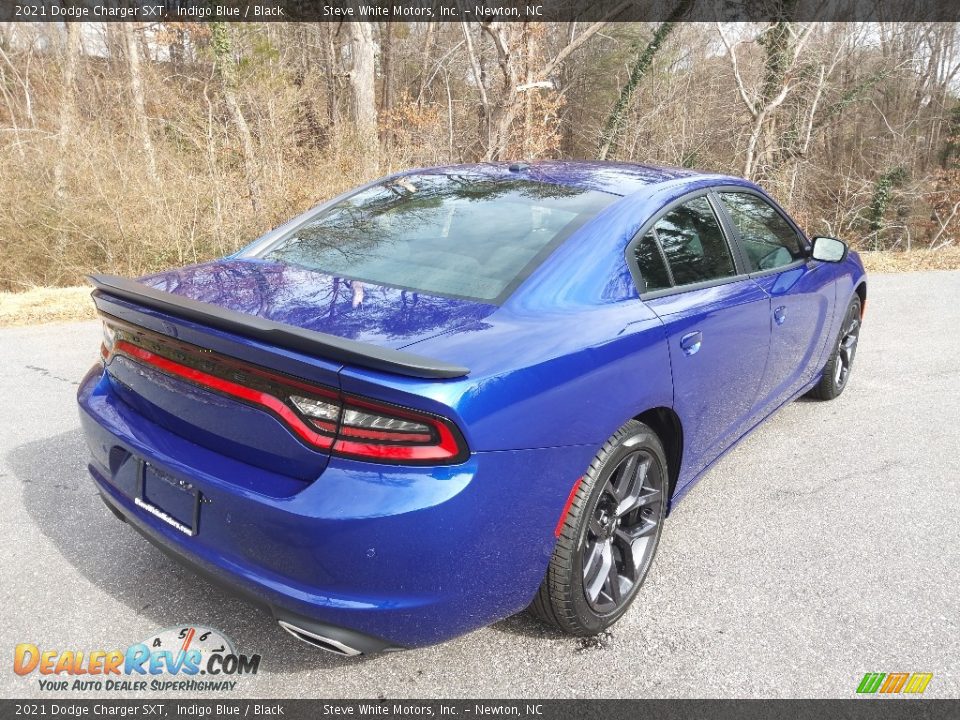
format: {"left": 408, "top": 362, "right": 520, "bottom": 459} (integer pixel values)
{"left": 78, "top": 161, "right": 866, "bottom": 654}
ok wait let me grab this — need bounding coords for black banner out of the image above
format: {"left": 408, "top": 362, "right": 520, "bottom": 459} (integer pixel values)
{"left": 4, "top": 699, "right": 960, "bottom": 720}
{"left": 1, "top": 0, "right": 957, "bottom": 23}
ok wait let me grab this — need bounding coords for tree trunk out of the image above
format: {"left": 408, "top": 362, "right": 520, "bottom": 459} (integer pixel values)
{"left": 323, "top": 24, "right": 341, "bottom": 132}
{"left": 415, "top": 22, "right": 437, "bottom": 104}
{"left": 123, "top": 23, "right": 158, "bottom": 185}
{"left": 481, "top": 22, "right": 522, "bottom": 161}
{"left": 53, "top": 23, "right": 80, "bottom": 203}
{"left": 522, "top": 23, "right": 536, "bottom": 158}
{"left": 379, "top": 21, "right": 394, "bottom": 154}
{"left": 346, "top": 20, "right": 379, "bottom": 174}
{"left": 211, "top": 22, "right": 262, "bottom": 215}
{"left": 0, "top": 52, "right": 25, "bottom": 160}
{"left": 380, "top": 21, "right": 394, "bottom": 115}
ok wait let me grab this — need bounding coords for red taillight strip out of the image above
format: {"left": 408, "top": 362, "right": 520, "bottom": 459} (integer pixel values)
{"left": 103, "top": 315, "right": 469, "bottom": 465}
{"left": 333, "top": 414, "right": 462, "bottom": 461}
{"left": 113, "top": 340, "right": 335, "bottom": 450}
{"left": 336, "top": 425, "right": 433, "bottom": 443}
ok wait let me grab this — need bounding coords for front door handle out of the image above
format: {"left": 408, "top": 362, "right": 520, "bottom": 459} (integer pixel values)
{"left": 680, "top": 331, "right": 702, "bottom": 356}
{"left": 774, "top": 305, "right": 787, "bottom": 325}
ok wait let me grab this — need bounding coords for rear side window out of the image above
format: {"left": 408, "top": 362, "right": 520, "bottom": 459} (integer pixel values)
{"left": 651, "top": 196, "right": 736, "bottom": 287}
{"left": 718, "top": 192, "right": 806, "bottom": 272}
{"left": 634, "top": 232, "right": 671, "bottom": 292}
{"left": 257, "top": 174, "right": 616, "bottom": 302}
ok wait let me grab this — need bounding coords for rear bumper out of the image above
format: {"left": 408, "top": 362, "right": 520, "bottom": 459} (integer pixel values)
{"left": 95, "top": 487, "right": 398, "bottom": 655}
{"left": 78, "top": 365, "right": 595, "bottom": 649}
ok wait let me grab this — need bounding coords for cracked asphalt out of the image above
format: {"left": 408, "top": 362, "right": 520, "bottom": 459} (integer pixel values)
{"left": 2, "top": 271, "right": 958, "bottom": 699}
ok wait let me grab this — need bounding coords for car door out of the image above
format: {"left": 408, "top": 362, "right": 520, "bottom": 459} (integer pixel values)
{"left": 714, "top": 190, "right": 836, "bottom": 412}
{"left": 629, "top": 193, "right": 772, "bottom": 480}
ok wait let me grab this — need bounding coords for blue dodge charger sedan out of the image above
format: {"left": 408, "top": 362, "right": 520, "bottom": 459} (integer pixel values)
{"left": 78, "top": 161, "right": 866, "bottom": 654}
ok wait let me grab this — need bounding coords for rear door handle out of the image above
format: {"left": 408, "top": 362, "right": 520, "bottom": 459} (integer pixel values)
{"left": 680, "top": 331, "right": 702, "bottom": 356}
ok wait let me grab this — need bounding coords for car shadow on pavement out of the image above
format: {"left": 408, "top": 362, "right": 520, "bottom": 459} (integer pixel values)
{"left": 490, "top": 613, "right": 567, "bottom": 641}
{"left": 10, "top": 429, "right": 370, "bottom": 672}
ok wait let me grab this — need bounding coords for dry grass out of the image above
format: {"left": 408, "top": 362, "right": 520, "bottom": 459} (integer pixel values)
{"left": 858, "top": 246, "right": 960, "bottom": 273}
{"left": 1, "top": 248, "right": 958, "bottom": 327}
{"left": 0, "top": 286, "right": 96, "bottom": 327}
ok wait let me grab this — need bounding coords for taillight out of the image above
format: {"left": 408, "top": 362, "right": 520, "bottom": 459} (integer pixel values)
{"left": 100, "top": 315, "right": 468, "bottom": 465}
{"left": 331, "top": 394, "right": 465, "bottom": 463}
{"left": 100, "top": 320, "right": 116, "bottom": 361}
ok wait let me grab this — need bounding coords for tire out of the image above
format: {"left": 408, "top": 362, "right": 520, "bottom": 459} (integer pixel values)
{"left": 530, "top": 420, "right": 668, "bottom": 636}
{"left": 808, "top": 294, "right": 862, "bottom": 401}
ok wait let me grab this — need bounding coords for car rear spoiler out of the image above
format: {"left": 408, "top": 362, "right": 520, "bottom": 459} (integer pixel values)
{"left": 88, "top": 274, "right": 470, "bottom": 380}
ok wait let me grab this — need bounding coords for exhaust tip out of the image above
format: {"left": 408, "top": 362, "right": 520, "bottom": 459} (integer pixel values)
{"left": 277, "top": 620, "right": 362, "bottom": 656}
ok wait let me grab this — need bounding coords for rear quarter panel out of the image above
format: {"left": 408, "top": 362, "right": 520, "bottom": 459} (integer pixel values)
{"left": 338, "top": 301, "right": 673, "bottom": 453}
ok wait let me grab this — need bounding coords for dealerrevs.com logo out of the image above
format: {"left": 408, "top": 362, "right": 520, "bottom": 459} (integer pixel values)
{"left": 13, "top": 626, "right": 261, "bottom": 692}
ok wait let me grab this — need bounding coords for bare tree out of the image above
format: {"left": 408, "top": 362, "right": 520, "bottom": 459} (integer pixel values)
{"left": 717, "top": 21, "right": 814, "bottom": 179}
{"left": 211, "top": 22, "right": 262, "bottom": 214}
{"left": 380, "top": 21, "right": 395, "bottom": 116}
{"left": 123, "top": 23, "right": 158, "bottom": 185}
{"left": 346, "top": 20, "right": 379, "bottom": 173}
{"left": 598, "top": 10, "right": 689, "bottom": 161}
{"left": 53, "top": 23, "right": 80, "bottom": 203}
{"left": 2, "top": 21, "right": 959, "bottom": 292}
{"left": 464, "top": 7, "right": 629, "bottom": 160}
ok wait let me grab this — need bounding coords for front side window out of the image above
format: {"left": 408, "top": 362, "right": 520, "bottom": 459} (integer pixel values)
{"left": 256, "top": 174, "right": 616, "bottom": 302}
{"left": 651, "top": 196, "right": 736, "bottom": 287}
{"left": 718, "top": 192, "right": 806, "bottom": 272}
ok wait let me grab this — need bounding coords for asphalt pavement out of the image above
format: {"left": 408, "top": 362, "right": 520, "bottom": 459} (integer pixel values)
{"left": 2, "top": 271, "right": 958, "bottom": 699}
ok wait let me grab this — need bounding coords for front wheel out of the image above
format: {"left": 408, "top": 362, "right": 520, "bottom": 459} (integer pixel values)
{"left": 809, "top": 294, "right": 862, "bottom": 401}
{"left": 529, "top": 420, "right": 668, "bottom": 636}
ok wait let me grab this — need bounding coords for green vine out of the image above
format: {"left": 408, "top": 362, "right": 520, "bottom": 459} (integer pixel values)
{"left": 866, "top": 166, "right": 907, "bottom": 245}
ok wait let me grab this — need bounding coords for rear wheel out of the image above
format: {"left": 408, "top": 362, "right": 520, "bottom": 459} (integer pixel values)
{"left": 530, "top": 420, "right": 668, "bottom": 636}
{"left": 809, "top": 294, "right": 861, "bottom": 401}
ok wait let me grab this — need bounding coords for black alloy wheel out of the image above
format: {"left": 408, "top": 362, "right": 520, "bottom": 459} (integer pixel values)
{"left": 834, "top": 300, "right": 862, "bottom": 390}
{"left": 530, "top": 420, "right": 668, "bottom": 636}
{"left": 581, "top": 448, "right": 663, "bottom": 613}
{"left": 809, "top": 294, "right": 862, "bottom": 400}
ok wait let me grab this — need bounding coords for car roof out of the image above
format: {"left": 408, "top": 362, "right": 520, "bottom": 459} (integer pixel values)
{"left": 396, "top": 160, "right": 732, "bottom": 197}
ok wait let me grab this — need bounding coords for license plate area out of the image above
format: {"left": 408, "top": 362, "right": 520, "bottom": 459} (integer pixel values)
{"left": 135, "top": 462, "right": 201, "bottom": 537}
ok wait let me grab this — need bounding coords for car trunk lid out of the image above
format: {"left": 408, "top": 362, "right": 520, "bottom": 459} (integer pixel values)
{"left": 91, "top": 259, "right": 491, "bottom": 481}
{"left": 137, "top": 258, "right": 497, "bottom": 351}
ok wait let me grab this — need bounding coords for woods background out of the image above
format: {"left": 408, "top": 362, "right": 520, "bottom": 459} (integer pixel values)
{"left": 1, "top": 20, "right": 958, "bottom": 292}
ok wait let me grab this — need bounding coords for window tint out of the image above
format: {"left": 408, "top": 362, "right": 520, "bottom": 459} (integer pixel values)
{"left": 718, "top": 192, "right": 806, "bottom": 272}
{"left": 652, "top": 196, "right": 736, "bottom": 286}
{"left": 634, "top": 231, "right": 671, "bottom": 292}
{"left": 259, "top": 174, "right": 616, "bottom": 302}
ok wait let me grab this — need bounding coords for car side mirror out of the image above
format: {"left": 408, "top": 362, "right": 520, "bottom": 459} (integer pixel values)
{"left": 810, "top": 236, "right": 848, "bottom": 263}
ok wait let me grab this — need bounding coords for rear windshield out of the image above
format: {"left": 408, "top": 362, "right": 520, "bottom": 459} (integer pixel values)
{"left": 256, "top": 174, "right": 616, "bottom": 302}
